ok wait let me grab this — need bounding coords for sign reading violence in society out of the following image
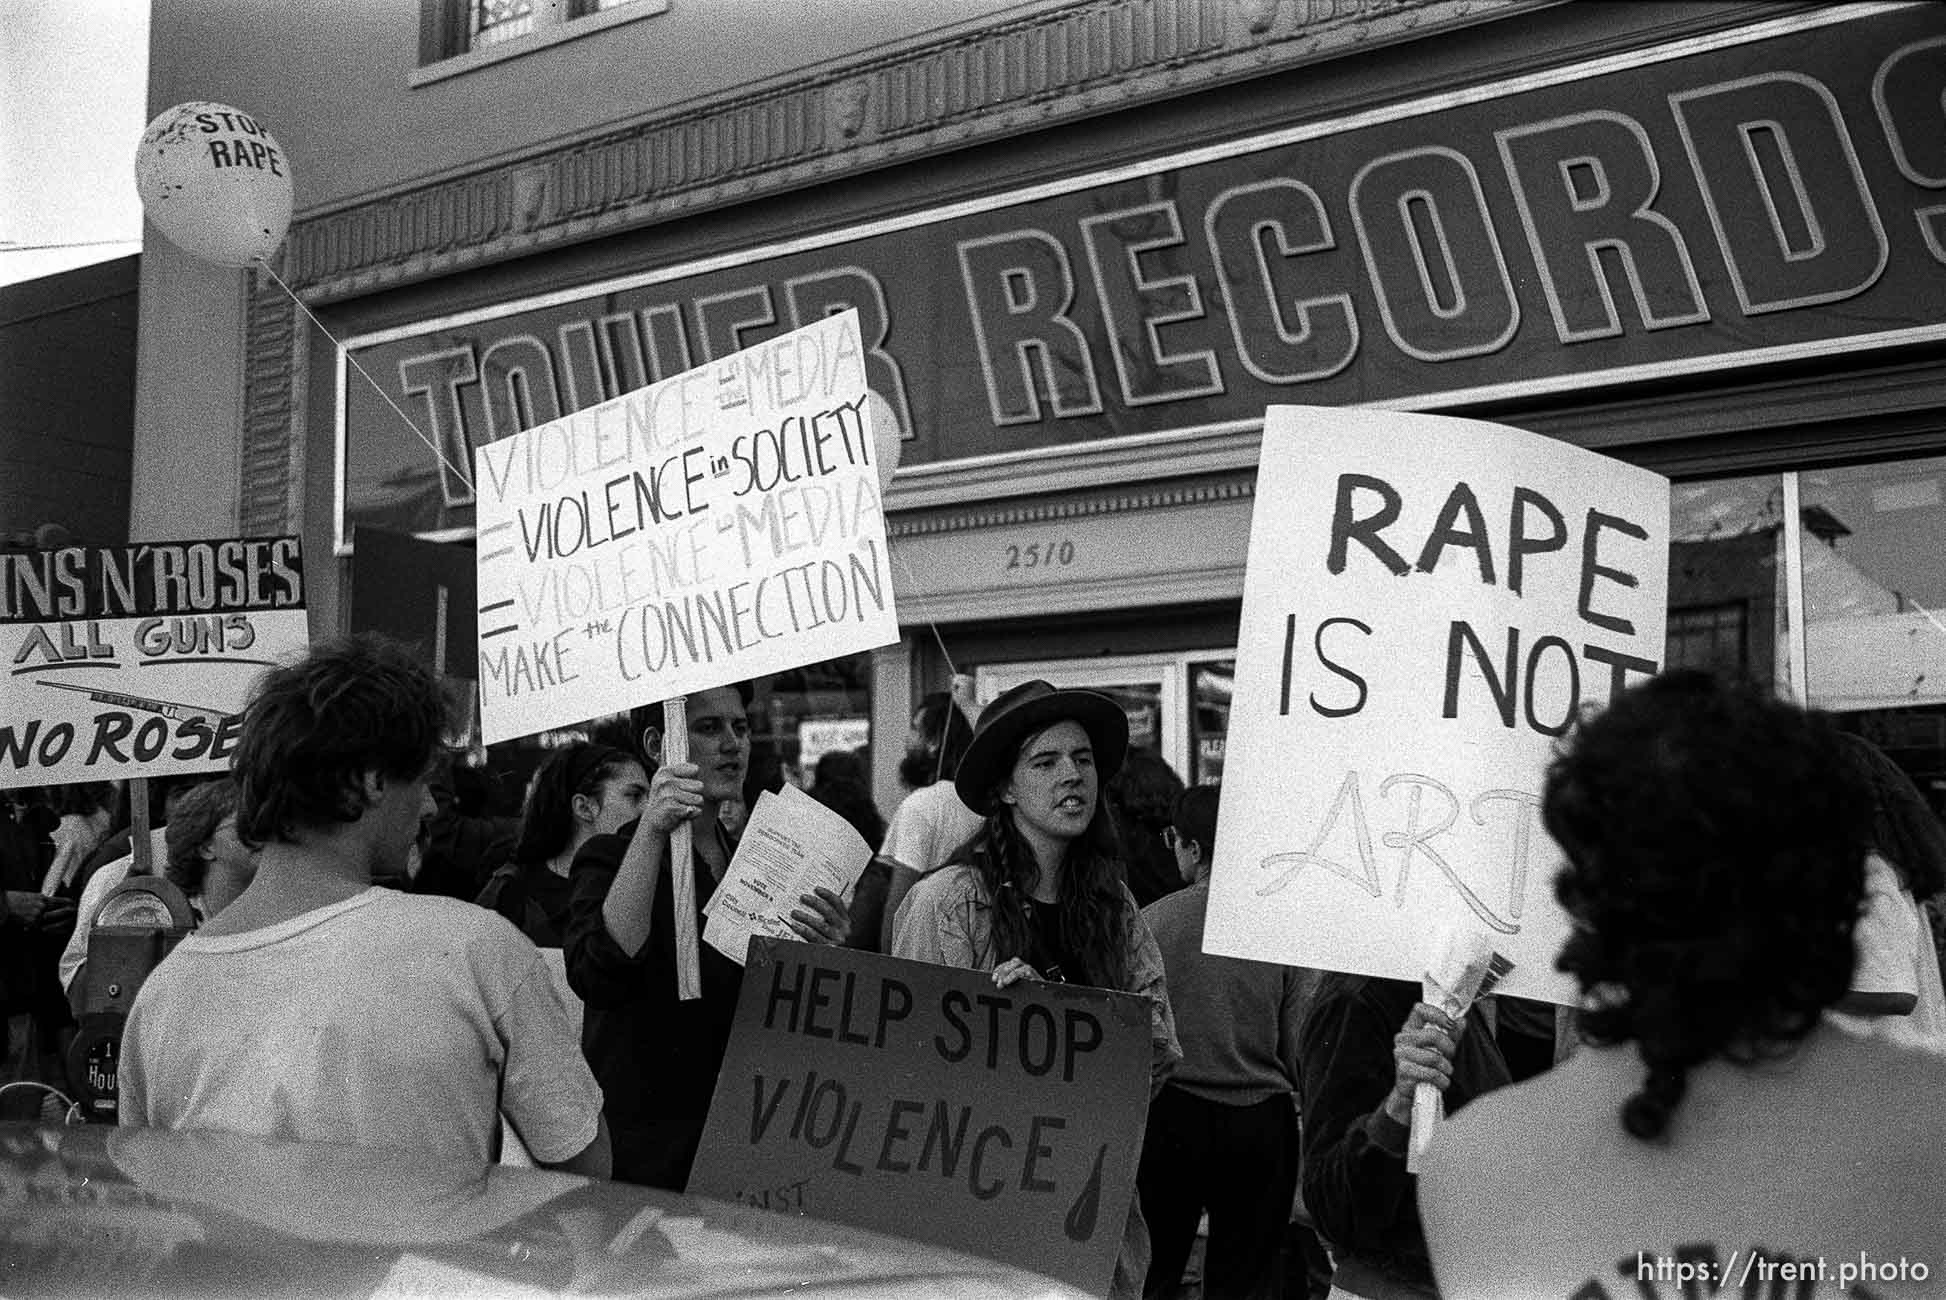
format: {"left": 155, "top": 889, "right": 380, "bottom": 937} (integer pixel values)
{"left": 689, "top": 940, "right": 1151, "bottom": 1296}
{"left": 1204, "top": 409, "right": 1669, "bottom": 1005}
{"left": 472, "top": 309, "right": 899, "bottom": 744}
{"left": 0, "top": 537, "right": 308, "bottom": 789}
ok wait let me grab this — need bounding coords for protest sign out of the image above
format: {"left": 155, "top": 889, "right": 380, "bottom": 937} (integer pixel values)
{"left": 703, "top": 784, "right": 871, "bottom": 964}
{"left": 472, "top": 308, "right": 899, "bottom": 745}
{"left": 689, "top": 940, "right": 1149, "bottom": 1296}
{"left": 0, "top": 537, "right": 308, "bottom": 789}
{"left": 1204, "top": 408, "right": 1669, "bottom": 1004}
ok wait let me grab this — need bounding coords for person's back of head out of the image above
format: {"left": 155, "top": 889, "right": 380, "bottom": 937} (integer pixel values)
{"left": 809, "top": 777, "right": 886, "bottom": 852}
{"left": 232, "top": 634, "right": 449, "bottom": 848}
{"left": 1107, "top": 748, "right": 1186, "bottom": 836}
{"left": 904, "top": 691, "right": 973, "bottom": 787}
{"left": 1543, "top": 669, "right": 1874, "bottom": 1141}
{"left": 55, "top": 782, "right": 112, "bottom": 819}
{"left": 1171, "top": 784, "right": 1220, "bottom": 863}
{"left": 814, "top": 749, "right": 865, "bottom": 790}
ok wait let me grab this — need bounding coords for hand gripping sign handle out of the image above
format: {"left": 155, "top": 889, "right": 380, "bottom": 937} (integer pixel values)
{"left": 663, "top": 697, "right": 703, "bottom": 1001}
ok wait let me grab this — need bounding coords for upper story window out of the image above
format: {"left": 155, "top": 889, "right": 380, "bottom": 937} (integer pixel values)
{"left": 416, "top": 0, "right": 666, "bottom": 82}
{"left": 471, "top": 0, "right": 538, "bottom": 49}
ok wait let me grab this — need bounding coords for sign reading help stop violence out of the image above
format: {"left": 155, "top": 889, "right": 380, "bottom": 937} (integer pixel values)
{"left": 689, "top": 939, "right": 1150, "bottom": 1295}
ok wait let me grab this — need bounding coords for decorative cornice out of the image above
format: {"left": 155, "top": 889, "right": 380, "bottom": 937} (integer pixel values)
{"left": 889, "top": 472, "right": 1254, "bottom": 536}
{"left": 283, "top": 0, "right": 1546, "bottom": 301}
{"left": 889, "top": 564, "right": 1249, "bottom": 625}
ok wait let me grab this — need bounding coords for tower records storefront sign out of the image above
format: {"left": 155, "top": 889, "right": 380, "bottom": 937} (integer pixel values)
{"left": 339, "top": 5, "right": 1946, "bottom": 548}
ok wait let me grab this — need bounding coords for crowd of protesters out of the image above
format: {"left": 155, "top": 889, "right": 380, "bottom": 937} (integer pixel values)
{"left": 6, "top": 634, "right": 1946, "bottom": 1298}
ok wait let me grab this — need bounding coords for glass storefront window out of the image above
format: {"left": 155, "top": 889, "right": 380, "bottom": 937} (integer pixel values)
{"left": 976, "top": 653, "right": 1225, "bottom": 787}
{"left": 1189, "top": 660, "right": 1233, "bottom": 786}
{"left": 745, "top": 652, "right": 875, "bottom": 797}
{"left": 1666, "top": 474, "right": 1789, "bottom": 692}
{"left": 1801, "top": 457, "right": 1946, "bottom": 817}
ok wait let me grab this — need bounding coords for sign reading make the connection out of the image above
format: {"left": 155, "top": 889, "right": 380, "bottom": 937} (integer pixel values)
{"left": 0, "top": 536, "right": 308, "bottom": 788}
{"left": 473, "top": 308, "right": 899, "bottom": 744}
{"left": 689, "top": 940, "right": 1150, "bottom": 1296}
{"left": 1205, "top": 408, "right": 1669, "bottom": 1005}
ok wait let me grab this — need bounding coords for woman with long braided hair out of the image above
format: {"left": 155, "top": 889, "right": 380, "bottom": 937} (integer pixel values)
{"left": 892, "top": 679, "right": 1180, "bottom": 1299}
{"left": 1418, "top": 671, "right": 1946, "bottom": 1299}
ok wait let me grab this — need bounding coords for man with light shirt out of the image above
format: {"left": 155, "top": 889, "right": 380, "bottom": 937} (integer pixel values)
{"left": 118, "top": 636, "right": 608, "bottom": 1176}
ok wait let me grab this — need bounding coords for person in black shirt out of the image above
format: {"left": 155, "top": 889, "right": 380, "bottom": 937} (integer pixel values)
{"left": 478, "top": 744, "right": 647, "bottom": 947}
{"left": 562, "top": 683, "right": 852, "bottom": 1190}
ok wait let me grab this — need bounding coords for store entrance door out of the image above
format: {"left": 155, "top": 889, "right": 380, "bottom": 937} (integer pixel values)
{"left": 975, "top": 652, "right": 1235, "bottom": 788}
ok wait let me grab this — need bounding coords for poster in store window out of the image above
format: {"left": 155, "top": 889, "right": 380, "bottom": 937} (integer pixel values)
{"left": 1204, "top": 408, "right": 1669, "bottom": 1005}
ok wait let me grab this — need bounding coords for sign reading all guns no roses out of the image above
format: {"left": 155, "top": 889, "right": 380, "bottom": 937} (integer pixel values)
{"left": 1205, "top": 408, "right": 1669, "bottom": 1005}
{"left": 472, "top": 309, "right": 899, "bottom": 744}
{"left": 689, "top": 940, "right": 1151, "bottom": 1296}
{"left": 0, "top": 537, "right": 308, "bottom": 788}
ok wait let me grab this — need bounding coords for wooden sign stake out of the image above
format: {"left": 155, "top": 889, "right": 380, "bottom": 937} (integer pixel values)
{"left": 129, "top": 777, "right": 153, "bottom": 877}
{"left": 663, "top": 696, "right": 702, "bottom": 1001}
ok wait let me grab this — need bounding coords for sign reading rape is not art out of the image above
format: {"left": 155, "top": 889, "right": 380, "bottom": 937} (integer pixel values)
{"left": 1204, "top": 408, "right": 1669, "bottom": 1005}
{"left": 689, "top": 940, "right": 1150, "bottom": 1296}
{"left": 472, "top": 309, "right": 899, "bottom": 744}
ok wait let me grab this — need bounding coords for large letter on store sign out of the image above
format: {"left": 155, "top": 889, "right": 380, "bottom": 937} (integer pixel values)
{"left": 1203, "top": 178, "right": 1359, "bottom": 386}
{"left": 785, "top": 267, "right": 916, "bottom": 442}
{"left": 1495, "top": 111, "right": 1710, "bottom": 344}
{"left": 1349, "top": 146, "right": 1520, "bottom": 363}
{"left": 1671, "top": 73, "right": 1888, "bottom": 315}
{"left": 482, "top": 335, "right": 564, "bottom": 447}
{"left": 1078, "top": 200, "right": 1225, "bottom": 407}
{"left": 399, "top": 346, "right": 481, "bottom": 509}
{"left": 1872, "top": 37, "right": 1946, "bottom": 266}
{"left": 957, "top": 229, "right": 1106, "bottom": 426}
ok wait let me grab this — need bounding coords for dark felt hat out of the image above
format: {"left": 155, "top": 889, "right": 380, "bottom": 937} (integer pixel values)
{"left": 953, "top": 679, "right": 1130, "bottom": 814}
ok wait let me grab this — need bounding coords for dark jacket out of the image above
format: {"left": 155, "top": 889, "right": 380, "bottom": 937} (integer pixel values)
{"left": 563, "top": 818, "right": 742, "bottom": 1191}
{"left": 1299, "top": 973, "right": 1510, "bottom": 1298}
{"left": 476, "top": 858, "right": 573, "bottom": 949}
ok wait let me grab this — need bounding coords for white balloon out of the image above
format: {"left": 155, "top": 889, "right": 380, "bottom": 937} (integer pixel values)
{"left": 135, "top": 102, "right": 294, "bottom": 268}
{"left": 866, "top": 390, "right": 904, "bottom": 493}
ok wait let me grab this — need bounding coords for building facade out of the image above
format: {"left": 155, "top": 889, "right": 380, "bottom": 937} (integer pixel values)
{"left": 3, "top": 255, "right": 139, "bottom": 551}
{"left": 137, "top": 0, "right": 1946, "bottom": 811}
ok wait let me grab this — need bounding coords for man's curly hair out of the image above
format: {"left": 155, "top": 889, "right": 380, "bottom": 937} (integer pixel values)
{"left": 232, "top": 634, "right": 449, "bottom": 847}
{"left": 1544, "top": 669, "right": 1873, "bottom": 1143}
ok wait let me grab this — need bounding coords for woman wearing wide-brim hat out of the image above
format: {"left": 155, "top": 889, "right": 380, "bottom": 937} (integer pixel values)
{"left": 890, "top": 678, "right": 1181, "bottom": 1300}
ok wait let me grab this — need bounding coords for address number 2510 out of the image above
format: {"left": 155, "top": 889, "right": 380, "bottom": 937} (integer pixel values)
{"left": 1003, "top": 538, "right": 1077, "bottom": 573}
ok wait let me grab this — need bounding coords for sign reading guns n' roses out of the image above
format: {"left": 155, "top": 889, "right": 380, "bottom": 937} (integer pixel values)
{"left": 0, "top": 537, "right": 307, "bottom": 788}
{"left": 689, "top": 940, "right": 1150, "bottom": 1296}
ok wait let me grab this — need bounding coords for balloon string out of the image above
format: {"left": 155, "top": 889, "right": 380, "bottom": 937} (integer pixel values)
{"left": 888, "top": 545, "right": 960, "bottom": 681}
{"left": 254, "top": 257, "right": 476, "bottom": 494}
